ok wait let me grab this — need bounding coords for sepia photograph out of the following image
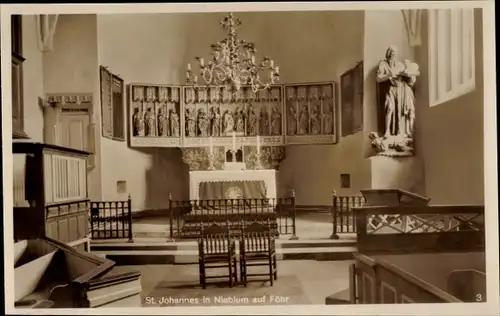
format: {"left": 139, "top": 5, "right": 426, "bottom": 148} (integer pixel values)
{"left": 1, "top": 1, "right": 498, "bottom": 315}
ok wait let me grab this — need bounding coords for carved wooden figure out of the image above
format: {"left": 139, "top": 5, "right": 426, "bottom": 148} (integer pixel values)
{"left": 210, "top": 106, "right": 221, "bottom": 136}
{"left": 322, "top": 104, "right": 333, "bottom": 134}
{"left": 132, "top": 108, "right": 143, "bottom": 136}
{"left": 298, "top": 105, "right": 309, "bottom": 135}
{"left": 271, "top": 107, "right": 282, "bottom": 135}
{"left": 260, "top": 107, "right": 270, "bottom": 136}
{"left": 223, "top": 110, "right": 235, "bottom": 135}
{"left": 197, "top": 108, "right": 209, "bottom": 137}
{"left": 144, "top": 108, "right": 155, "bottom": 136}
{"left": 287, "top": 106, "right": 297, "bottom": 135}
{"left": 235, "top": 107, "right": 245, "bottom": 133}
{"left": 185, "top": 108, "right": 196, "bottom": 137}
{"left": 157, "top": 107, "right": 168, "bottom": 137}
{"left": 310, "top": 105, "right": 321, "bottom": 135}
{"left": 247, "top": 105, "right": 258, "bottom": 136}
{"left": 169, "top": 108, "right": 180, "bottom": 137}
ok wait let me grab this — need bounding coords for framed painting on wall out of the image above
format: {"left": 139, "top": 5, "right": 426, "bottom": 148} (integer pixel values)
{"left": 340, "top": 61, "right": 364, "bottom": 137}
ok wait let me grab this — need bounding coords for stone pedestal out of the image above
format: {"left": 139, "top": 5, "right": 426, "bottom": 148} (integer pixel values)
{"left": 368, "top": 155, "right": 425, "bottom": 196}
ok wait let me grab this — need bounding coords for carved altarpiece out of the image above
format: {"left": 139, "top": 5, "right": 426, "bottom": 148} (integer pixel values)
{"left": 128, "top": 82, "right": 336, "bottom": 171}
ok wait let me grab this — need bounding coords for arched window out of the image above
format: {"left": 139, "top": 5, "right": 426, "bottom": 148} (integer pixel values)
{"left": 428, "top": 9, "right": 475, "bottom": 107}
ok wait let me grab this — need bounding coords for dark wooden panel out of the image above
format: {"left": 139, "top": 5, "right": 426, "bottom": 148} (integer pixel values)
{"left": 354, "top": 252, "right": 462, "bottom": 304}
{"left": 375, "top": 263, "right": 460, "bottom": 303}
{"left": 12, "top": 53, "right": 27, "bottom": 138}
{"left": 100, "top": 66, "right": 113, "bottom": 139}
{"left": 341, "top": 62, "right": 363, "bottom": 137}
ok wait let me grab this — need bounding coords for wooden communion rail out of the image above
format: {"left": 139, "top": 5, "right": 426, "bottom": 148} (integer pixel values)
{"left": 168, "top": 193, "right": 297, "bottom": 240}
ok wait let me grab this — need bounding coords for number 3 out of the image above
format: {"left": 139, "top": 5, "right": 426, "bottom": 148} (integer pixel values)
{"left": 476, "top": 294, "right": 483, "bottom": 302}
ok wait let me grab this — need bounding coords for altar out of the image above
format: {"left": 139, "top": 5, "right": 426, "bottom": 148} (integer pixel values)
{"left": 189, "top": 169, "right": 278, "bottom": 201}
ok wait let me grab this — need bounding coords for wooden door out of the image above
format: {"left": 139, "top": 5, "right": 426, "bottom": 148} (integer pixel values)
{"left": 59, "top": 112, "right": 90, "bottom": 151}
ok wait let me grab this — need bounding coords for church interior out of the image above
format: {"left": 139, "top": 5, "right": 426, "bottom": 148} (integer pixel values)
{"left": 6, "top": 7, "right": 490, "bottom": 309}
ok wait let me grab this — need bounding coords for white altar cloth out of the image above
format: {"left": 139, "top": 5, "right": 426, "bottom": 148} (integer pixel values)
{"left": 189, "top": 169, "right": 278, "bottom": 200}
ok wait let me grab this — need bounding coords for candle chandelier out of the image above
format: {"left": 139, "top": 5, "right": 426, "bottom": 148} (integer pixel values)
{"left": 185, "top": 12, "right": 280, "bottom": 94}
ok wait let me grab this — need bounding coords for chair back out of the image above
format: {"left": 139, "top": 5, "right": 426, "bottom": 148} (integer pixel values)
{"left": 198, "top": 222, "right": 234, "bottom": 255}
{"left": 241, "top": 220, "right": 274, "bottom": 252}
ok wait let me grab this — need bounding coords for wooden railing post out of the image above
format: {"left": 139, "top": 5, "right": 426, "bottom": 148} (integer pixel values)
{"left": 89, "top": 202, "right": 95, "bottom": 240}
{"left": 289, "top": 189, "right": 298, "bottom": 240}
{"left": 168, "top": 193, "right": 174, "bottom": 242}
{"left": 330, "top": 190, "right": 340, "bottom": 239}
{"left": 127, "top": 195, "right": 133, "bottom": 242}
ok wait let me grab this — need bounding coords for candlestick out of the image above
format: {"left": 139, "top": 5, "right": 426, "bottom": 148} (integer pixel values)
{"left": 256, "top": 135, "right": 261, "bottom": 155}
{"left": 207, "top": 152, "right": 215, "bottom": 170}
{"left": 232, "top": 131, "right": 236, "bottom": 151}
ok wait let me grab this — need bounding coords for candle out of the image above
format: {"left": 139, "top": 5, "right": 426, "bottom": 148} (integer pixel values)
{"left": 187, "top": 63, "right": 191, "bottom": 71}
{"left": 209, "top": 137, "right": 213, "bottom": 155}
{"left": 275, "top": 66, "right": 279, "bottom": 73}
{"left": 200, "top": 58, "right": 205, "bottom": 67}
{"left": 232, "top": 131, "right": 236, "bottom": 150}
{"left": 270, "top": 60, "right": 274, "bottom": 67}
{"left": 256, "top": 135, "right": 261, "bottom": 155}
{"left": 251, "top": 55, "right": 256, "bottom": 64}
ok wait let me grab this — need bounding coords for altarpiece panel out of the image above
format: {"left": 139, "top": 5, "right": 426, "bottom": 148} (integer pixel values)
{"left": 129, "top": 84, "right": 182, "bottom": 147}
{"left": 284, "top": 82, "right": 337, "bottom": 145}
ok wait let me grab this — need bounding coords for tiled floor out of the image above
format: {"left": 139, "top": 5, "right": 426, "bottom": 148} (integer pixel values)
{"left": 111, "top": 260, "right": 353, "bottom": 306}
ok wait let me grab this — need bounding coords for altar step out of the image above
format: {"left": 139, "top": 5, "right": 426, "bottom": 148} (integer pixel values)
{"left": 89, "top": 238, "right": 357, "bottom": 265}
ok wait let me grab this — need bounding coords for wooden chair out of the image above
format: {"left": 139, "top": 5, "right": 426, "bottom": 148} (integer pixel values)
{"left": 198, "top": 222, "right": 238, "bottom": 289}
{"left": 239, "top": 220, "right": 278, "bottom": 287}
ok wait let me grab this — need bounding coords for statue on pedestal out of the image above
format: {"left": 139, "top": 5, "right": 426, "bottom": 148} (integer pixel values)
{"left": 371, "top": 45, "right": 419, "bottom": 157}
